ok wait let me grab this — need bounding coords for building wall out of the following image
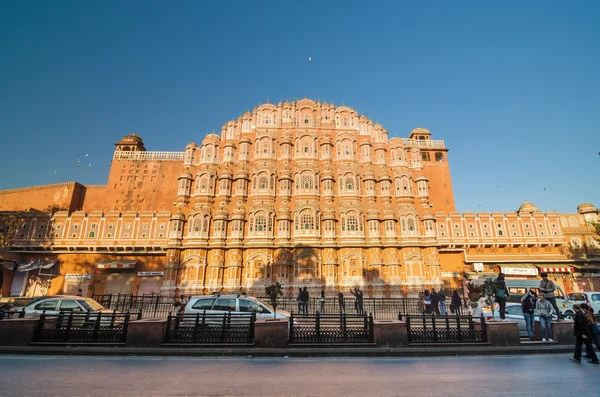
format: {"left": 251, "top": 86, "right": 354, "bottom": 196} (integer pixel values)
{"left": 0, "top": 182, "right": 84, "bottom": 212}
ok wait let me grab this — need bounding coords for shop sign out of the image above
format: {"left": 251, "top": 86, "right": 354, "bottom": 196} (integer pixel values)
{"left": 65, "top": 273, "right": 92, "bottom": 280}
{"left": 502, "top": 267, "right": 538, "bottom": 276}
{"left": 441, "top": 272, "right": 461, "bottom": 278}
{"left": 137, "top": 271, "right": 164, "bottom": 277}
{"left": 473, "top": 263, "right": 484, "bottom": 272}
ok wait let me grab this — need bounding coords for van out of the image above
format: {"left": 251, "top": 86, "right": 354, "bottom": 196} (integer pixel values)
{"left": 566, "top": 292, "right": 600, "bottom": 313}
{"left": 471, "top": 278, "right": 572, "bottom": 319}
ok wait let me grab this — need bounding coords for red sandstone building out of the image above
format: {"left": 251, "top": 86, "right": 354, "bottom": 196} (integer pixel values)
{"left": 1, "top": 99, "right": 599, "bottom": 299}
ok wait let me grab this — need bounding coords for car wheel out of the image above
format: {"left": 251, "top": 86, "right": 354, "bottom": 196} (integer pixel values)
{"left": 563, "top": 310, "right": 574, "bottom": 320}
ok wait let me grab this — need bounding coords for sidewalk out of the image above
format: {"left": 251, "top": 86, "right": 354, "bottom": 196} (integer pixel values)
{"left": 0, "top": 344, "right": 574, "bottom": 358}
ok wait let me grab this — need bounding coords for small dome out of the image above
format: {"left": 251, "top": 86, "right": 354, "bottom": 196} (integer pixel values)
{"left": 578, "top": 203, "right": 597, "bottom": 214}
{"left": 185, "top": 142, "right": 197, "bottom": 149}
{"left": 410, "top": 127, "right": 431, "bottom": 136}
{"left": 518, "top": 201, "right": 538, "bottom": 214}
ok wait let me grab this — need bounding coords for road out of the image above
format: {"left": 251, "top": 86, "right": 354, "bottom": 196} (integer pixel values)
{"left": 0, "top": 354, "right": 597, "bottom": 396}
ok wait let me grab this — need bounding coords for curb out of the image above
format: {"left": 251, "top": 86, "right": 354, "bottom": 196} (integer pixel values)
{"left": 0, "top": 345, "right": 573, "bottom": 358}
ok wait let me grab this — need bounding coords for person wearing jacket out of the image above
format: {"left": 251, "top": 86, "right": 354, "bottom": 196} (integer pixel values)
{"left": 535, "top": 293, "right": 555, "bottom": 342}
{"left": 438, "top": 289, "right": 447, "bottom": 316}
{"left": 431, "top": 288, "right": 440, "bottom": 315}
{"left": 521, "top": 289, "right": 537, "bottom": 340}
{"left": 495, "top": 273, "right": 510, "bottom": 320}
{"left": 451, "top": 290, "right": 462, "bottom": 315}
{"left": 539, "top": 272, "right": 562, "bottom": 320}
{"left": 581, "top": 303, "right": 600, "bottom": 357}
{"left": 570, "top": 304, "right": 599, "bottom": 364}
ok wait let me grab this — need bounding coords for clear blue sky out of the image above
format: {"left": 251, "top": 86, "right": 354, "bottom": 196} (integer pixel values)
{"left": 1, "top": 1, "right": 598, "bottom": 213}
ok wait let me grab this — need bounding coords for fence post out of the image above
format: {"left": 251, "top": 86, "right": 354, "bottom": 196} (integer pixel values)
{"left": 111, "top": 310, "right": 116, "bottom": 328}
{"left": 315, "top": 311, "right": 321, "bottom": 343}
{"left": 369, "top": 313, "right": 374, "bottom": 343}
{"left": 92, "top": 313, "right": 101, "bottom": 341}
{"left": 164, "top": 313, "right": 172, "bottom": 342}
{"left": 456, "top": 315, "right": 463, "bottom": 342}
{"left": 342, "top": 312, "right": 348, "bottom": 343}
{"left": 64, "top": 312, "right": 73, "bottom": 342}
{"left": 201, "top": 310, "right": 206, "bottom": 327}
{"left": 137, "top": 309, "right": 142, "bottom": 321}
{"left": 289, "top": 312, "right": 294, "bottom": 344}
{"left": 220, "top": 313, "right": 227, "bottom": 343}
{"left": 249, "top": 313, "right": 256, "bottom": 344}
{"left": 480, "top": 315, "right": 487, "bottom": 342}
{"left": 35, "top": 313, "right": 46, "bottom": 342}
{"left": 193, "top": 313, "right": 200, "bottom": 343}
{"left": 432, "top": 314, "right": 438, "bottom": 343}
{"left": 122, "top": 313, "right": 130, "bottom": 343}
{"left": 154, "top": 295, "right": 160, "bottom": 317}
{"left": 406, "top": 315, "right": 411, "bottom": 342}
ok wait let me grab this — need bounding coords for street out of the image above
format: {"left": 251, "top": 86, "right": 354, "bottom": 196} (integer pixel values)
{"left": 0, "top": 354, "right": 597, "bottom": 396}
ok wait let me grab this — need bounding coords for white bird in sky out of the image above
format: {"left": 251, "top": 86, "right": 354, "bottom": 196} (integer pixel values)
{"left": 308, "top": 56, "right": 312, "bottom": 62}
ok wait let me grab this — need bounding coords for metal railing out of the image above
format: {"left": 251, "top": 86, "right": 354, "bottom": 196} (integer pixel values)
{"left": 0, "top": 309, "right": 26, "bottom": 320}
{"left": 92, "top": 294, "right": 176, "bottom": 318}
{"left": 401, "top": 314, "right": 487, "bottom": 344}
{"left": 34, "top": 311, "right": 130, "bottom": 343}
{"left": 164, "top": 312, "right": 256, "bottom": 344}
{"left": 289, "top": 312, "right": 374, "bottom": 344}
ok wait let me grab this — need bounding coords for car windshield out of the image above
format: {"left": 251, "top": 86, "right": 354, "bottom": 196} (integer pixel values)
{"left": 80, "top": 299, "right": 106, "bottom": 311}
{"left": 254, "top": 299, "right": 275, "bottom": 312}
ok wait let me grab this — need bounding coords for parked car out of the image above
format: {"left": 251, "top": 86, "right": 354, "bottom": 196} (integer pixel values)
{"left": 565, "top": 292, "right": 600, "bottom": 318}
{"left": 183, "top": 295, "right": 291, "bottom": 321}
{"left": 14, "top": 295, "right": 114, "bottom": 319}
{"left": 482, "top": 303, "right": 558, "bottom": 337}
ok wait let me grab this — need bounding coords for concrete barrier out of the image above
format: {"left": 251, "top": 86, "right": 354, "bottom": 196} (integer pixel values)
{"left": 485, "top": 320, "right": 520, "bottom": 346}
{"left": 0, "top": 318, "right": 38, "bottom": 346}
{"left": 254, "top": 318, "right": 288, "bottom": 348}
{"left": 373, "top": 320, "right": 408, "bottom": 347}
{"left": 126, "top": 319, "right": 167, "bottom": 347}
{"left": 534, "top": 320, "right": 574, "bottom": 345}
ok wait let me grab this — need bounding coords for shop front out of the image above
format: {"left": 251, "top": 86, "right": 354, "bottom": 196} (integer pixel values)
{"left": 499, "top": 264, "right": 538, "bottom": 279}
{"left": 136, "top": 271, "right": 164, "bottom": 295}
{"left": 63, "top": 273, "right": 92, "bottom": 296}
{"left": 9, "top": 259, "right": 59, "bottom": 297}
{"left": 571, "top": 263, "right": 600, "bottom": 292}
{"left": 91, "top": 260, "right": 138, "bottom": 296}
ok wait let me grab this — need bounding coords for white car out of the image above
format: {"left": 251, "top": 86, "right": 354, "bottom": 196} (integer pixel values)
{"left": 15, "top": 295, "right": 112, "bottom": 318}
{"left": 564, "top": 292, "right": 600, "bottom": 318}
{"left": 482, "top": 303, "right": 558, "bottom": 337}
{"left": 183, "top": 295, "right": 291, "bottom": 321}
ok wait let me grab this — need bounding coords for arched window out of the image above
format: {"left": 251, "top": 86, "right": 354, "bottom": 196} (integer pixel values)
{"left": 264, "top": 113, "right": 272, "bottom": 125}
{"left": 345, "top": 176, "right": 354, "bottom": 191}
{"left": 347, "top": 214, "right": 358, "bottom": 231}
{"left": 259, "top": 176, "right": 268, "bottom": 190}
{"left": 301, "top": 173, "right": 314, "bottom": 189}
{"left": 435, "top": 152, "right": 444, "bottom": 162}
{"left": 255, "top": 214, "right": 266, "bottom": 231}
{"left": 193, "top": 216, "right": 202, "bottom": 234}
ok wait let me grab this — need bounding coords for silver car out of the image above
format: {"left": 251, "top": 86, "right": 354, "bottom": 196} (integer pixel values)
{"left": 183, "top": 295, "right": 290, "bottom": 320}
{"left": 16, "top": 295, "right": 112, "bottom": 318}
{"left": 482, "top": 303, "right": 557, "bottom": 336}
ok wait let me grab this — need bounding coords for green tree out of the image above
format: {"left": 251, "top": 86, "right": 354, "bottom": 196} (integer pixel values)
{"left": 265, "top": 282, "right": 284, "bottom": 318}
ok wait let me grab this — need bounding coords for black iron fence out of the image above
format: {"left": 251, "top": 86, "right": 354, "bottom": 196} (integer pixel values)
{"left": 401, "top": 314, "right": 487, "bottom": 344}
{"left": 164, "top": 312, "right": 256, "bottom": 344}
{"left": 34, "top": 312, "right": 130, "bottom": 343}
{"left": 289, "top": 312, "right": 374, "bottom": 344}
{"left": 92, "top": 294, "right": 175, "bottom": 318}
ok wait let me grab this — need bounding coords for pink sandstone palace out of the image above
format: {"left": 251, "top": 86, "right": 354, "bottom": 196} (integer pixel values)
{"left": 1, "top": 98, "right": 598, "bottom": 299}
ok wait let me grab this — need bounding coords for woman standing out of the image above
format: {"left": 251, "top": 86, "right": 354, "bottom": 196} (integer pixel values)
{"left": 495, "top": 273, "right": 510, "bottom": 320}
{"left": 319, "top": 290, "right": 326, "bottom": 314}
{"left": 422, "top": 289, "right": 432, "bottom": 314}
{"left": 451, "top": 289, "right": 462, "bottom": 315}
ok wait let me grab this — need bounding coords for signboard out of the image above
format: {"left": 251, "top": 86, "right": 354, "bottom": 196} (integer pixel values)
{"left": 473, "top": 263, "right": 484, "bottom": 272}
{"left": 501, "top": 267, "right": 538, "bottom": 276}
{"left": 65, "top": 274, "right": 92, "bottom": 280}
{"left": 441, "top": 272, "right": 461, "bottom": 278}
{"left": 137, "top": 271, "right": 164, "bottom": 277}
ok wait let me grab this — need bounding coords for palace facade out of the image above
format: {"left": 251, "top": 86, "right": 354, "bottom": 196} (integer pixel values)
{"left": 1, "top": 98, "right": 599, "bottom": 298}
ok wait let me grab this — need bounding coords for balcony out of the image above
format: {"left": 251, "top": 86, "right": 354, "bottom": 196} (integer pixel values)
{"left": 400, "top": 139, "right": 445, "bottom": 149}
{"left": 113, "top": 151, "right": 184, "bottom": 161}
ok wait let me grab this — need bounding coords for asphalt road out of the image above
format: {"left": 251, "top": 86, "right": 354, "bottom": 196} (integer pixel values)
{"left": 0, "top": 354, "right": 597, "bottom": 396}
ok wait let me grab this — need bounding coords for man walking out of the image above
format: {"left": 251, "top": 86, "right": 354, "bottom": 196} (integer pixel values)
{"left": 431, "top": 288, "right": 440, "bottom": 315}
{"left": 297, "top": 287, "right": 303, "bottom": 315}
{"left": 570, "top": 304, "right": 600, "bottom": 364}
{"left": 338, "top": 290, "right": 345, "bottom": 313}
{"left": 439, "top": 288, "right": 447, "bottom": 316}
{"left": 539, "top": 273, "right": 561, "bottom": 320}
{"left": 300, "top": 286, "right": 310, "bottom": 316}
{"left": 536, "top": 293, "right": 555, "bottom": 342}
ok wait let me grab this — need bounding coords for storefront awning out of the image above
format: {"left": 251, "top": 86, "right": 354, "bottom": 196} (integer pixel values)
{"left": 536, "top": 266, "right": 574, "bottom": 274}
{"left": 573, "top": 264, "right": 600, "bottom": 272}
{"left": 96, "top": 260, "right": 138, "bottom": 269}
{"left": 501, "top": 264, "right": 538, "bottom": 276}
{"left": 16, "top": 259, "right": 59, "bottom": 272}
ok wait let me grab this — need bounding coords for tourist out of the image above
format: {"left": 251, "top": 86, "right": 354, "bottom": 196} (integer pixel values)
{"left": 451, "top": 289, "right": 462, "bottom": 315}
{"left": 570, "top": 304, "right": 599, "bottom": 364}
{"left": 300, "top": 286, "right": 310, "bottom": 316}
{"left": 495, "top": 273, "right": 509, "bottom": 320}
{"left": 179, "top": 294, "right": 188, "bottom": 312}
{"left": 539, "top": 272, "right": 561, "bottom": 320}
{"left": 439, "top": 288, "right": 447, "bottom": 316}
{"left": 521, "top": 289, "right": 537, "bottom": 340}
{"left": 350, "top": 287, "right": 363, "bottom": 314}
{"left": 536, "top": 293, "right": 555, "bottom": 342}
{"left": 422, "top": 289, "right": 432, "bottom": 315}
{"left": 338, "top": 290, "right": 345, "bottom": 313}
{"left": 297, "top": 287, "right": 303, "bottom": 315}
{"left": 319, "top": 290, "right": 326, "bottom": 313}
{"left": 431, "top": 288, "right": 440, "bottom": 315}
{"left": 357, "top": 288, "right": 364, "bottom": 315}
{"left": 580, "top": 303, "right": 600, "bottom": 356}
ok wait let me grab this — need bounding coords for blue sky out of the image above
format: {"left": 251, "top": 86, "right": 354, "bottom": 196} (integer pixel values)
{"left": 0, "top": 1, "right": 598, "bottom": 213}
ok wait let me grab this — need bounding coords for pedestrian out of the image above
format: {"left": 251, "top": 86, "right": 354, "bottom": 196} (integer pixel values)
{"left": 301, "top": 286, "right": 310, "bottom": 316}
{"left": 539, "top": 272, "right": 562, "bottom": 320}
{"left": 439, "top": 288, "right": 447, "bottom": 316}
{"left": 297, "top": 287, "right": 303, "bottom": 315}
{"left": 338, "top": 290, "right": 345, "bottom": 313}
{"left": 431, "top": 288, "right": 440, "bottom": 315}
{"left": 357, "top": 288, "right": 364, "bottom": 315}
{"left": 179, "top": 294, "right": 188, "bottom": 312}
{"left": 319, "top": 290, "right": 326, "bottom": 314}
{"left": 581, "top": 303, "right": 600, "bottom": 356}
{"left": 495, "top": 273, "right": 509, "bottom": 320}
{"left": 173, "top": 293, "right": 182, "bottom": 312}
{"left": 77, "top": 288, "right": 83, "bottom": 296}
{"left": 451, "top": 289, "right": 462, "bottom": 315}
{"left": 350, "top": 287, "right": 363, "bottom": 314}
{"left": 536, "top": 293, "right": 555, "bottom": 342}
{"left": 570, "top": 304, "right": 600, "bottom": 364}
{"left": 422, "top": 289, "right": 432, "bottom": 315}
{"left": 521, "top": 289, "right": 537, "bottom": 340}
